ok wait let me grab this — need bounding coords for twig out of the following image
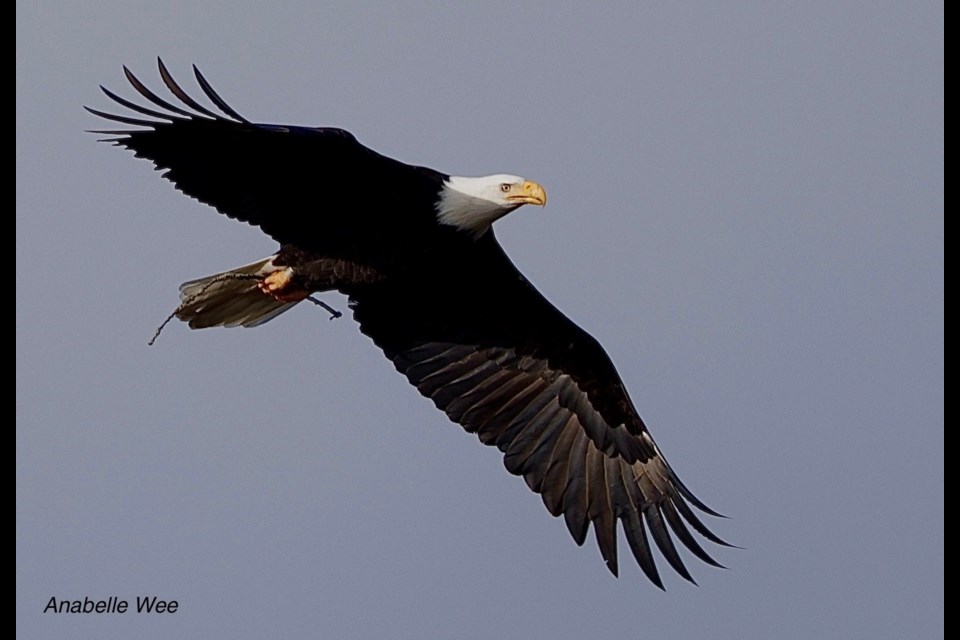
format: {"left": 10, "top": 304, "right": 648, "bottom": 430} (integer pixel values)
{"left": 148, "top": 309, "right": 179, "bottom": 346}
{"left": 306, "top": 296, "right": 343, "bottom": 320}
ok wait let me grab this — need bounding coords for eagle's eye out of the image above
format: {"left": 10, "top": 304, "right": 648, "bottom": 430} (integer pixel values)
{"left": 499, "top": 183, "right": 512, "bottom": 193}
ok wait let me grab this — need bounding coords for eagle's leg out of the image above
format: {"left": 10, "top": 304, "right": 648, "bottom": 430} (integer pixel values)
{"left": 259, "top": 268, "right": 310, "bottom": 303}
{"left": 260, "top": 267, "right": 340, "bottom": 319}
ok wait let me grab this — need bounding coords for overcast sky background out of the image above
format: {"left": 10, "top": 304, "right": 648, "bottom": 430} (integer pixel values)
{"left": 17, "top": 2, "right": 942, "bottom": 638}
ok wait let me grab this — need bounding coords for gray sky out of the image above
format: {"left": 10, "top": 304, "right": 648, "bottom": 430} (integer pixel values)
{"left": 17, "top": 2, "right": 943, "bottom": 638}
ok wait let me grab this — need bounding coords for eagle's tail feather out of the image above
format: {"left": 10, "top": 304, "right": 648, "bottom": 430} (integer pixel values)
{"left": 175, "top": 256, "right": 299, "bottom": 329}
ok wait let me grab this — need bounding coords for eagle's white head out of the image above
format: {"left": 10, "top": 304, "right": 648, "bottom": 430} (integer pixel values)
{"left": 437, "top": 174, "right": 547, "bottom": 236}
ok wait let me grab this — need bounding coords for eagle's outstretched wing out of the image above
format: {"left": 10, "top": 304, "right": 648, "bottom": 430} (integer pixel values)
{"left": 350, "top": 233, "right": 732, "bottom": 586}
{"left": 87, "top": 58, "right": 445, "bottom": 252}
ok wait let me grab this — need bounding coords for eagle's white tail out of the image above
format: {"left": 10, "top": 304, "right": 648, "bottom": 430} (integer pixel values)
{"left": 175, "top": 256, "right": 300, "bottom": 329}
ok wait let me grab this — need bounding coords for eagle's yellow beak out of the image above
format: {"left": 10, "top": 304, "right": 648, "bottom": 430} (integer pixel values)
{"left": 507, "top": 180, "right": 547, "bottom": 207}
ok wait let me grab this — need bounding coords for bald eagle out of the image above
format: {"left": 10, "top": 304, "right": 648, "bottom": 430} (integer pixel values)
{"left": 88, "top": 60, "right": 730, "bottom": 587}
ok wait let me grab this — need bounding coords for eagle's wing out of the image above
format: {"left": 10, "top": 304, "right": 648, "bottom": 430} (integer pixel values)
{"left": 349, "top": 233, "right": 732, "bottom": 586}
{"left": 87, "top": 59, "right": 445, "bottom": 251}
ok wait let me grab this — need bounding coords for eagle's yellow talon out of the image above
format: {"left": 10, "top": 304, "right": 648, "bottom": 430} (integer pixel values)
{"left": 258, "top": 268, "right": 309, "bottom": 302}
